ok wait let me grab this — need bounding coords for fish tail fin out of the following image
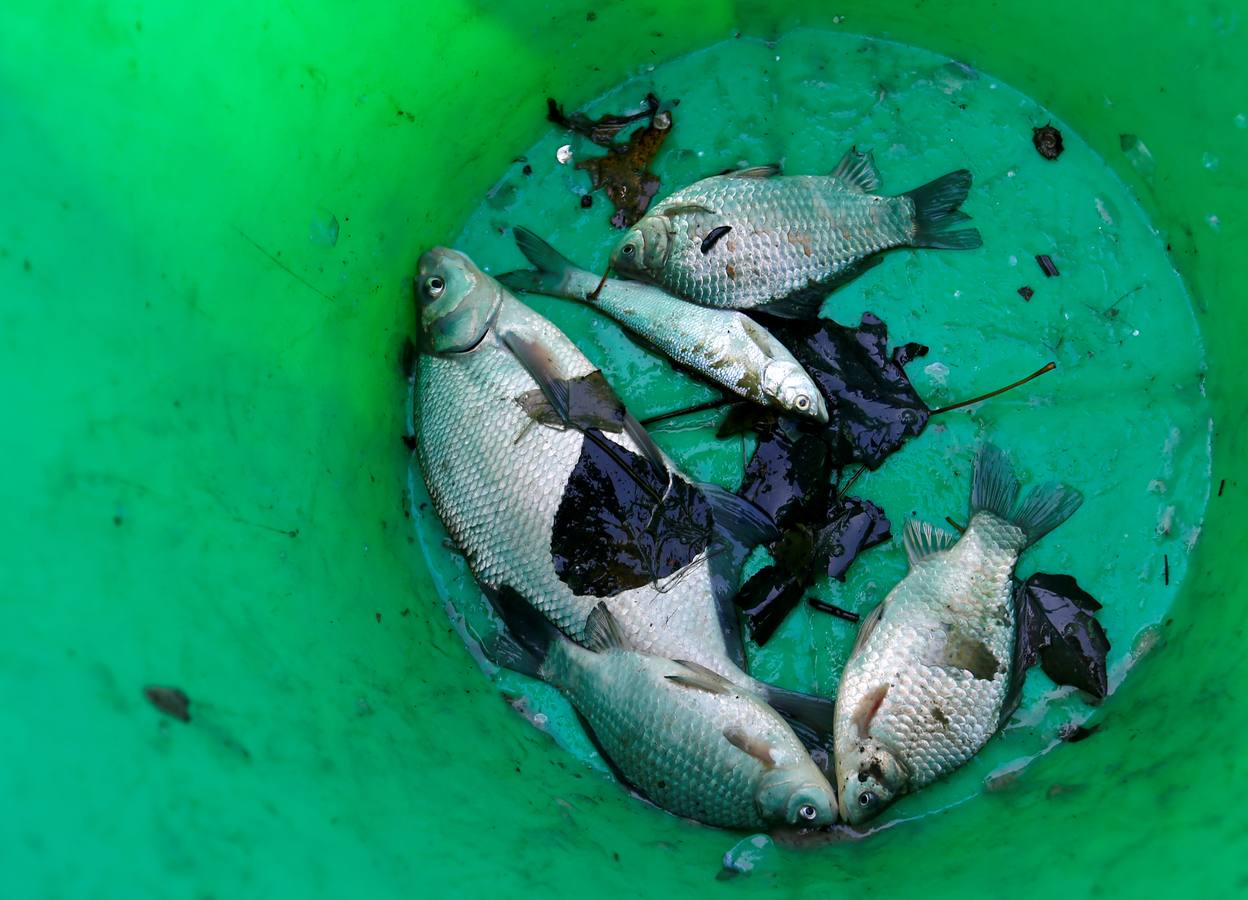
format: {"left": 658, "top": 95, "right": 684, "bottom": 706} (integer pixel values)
{"left": 483, "top": 586, "right": 564, "bottom": 679}
{"left": 903, "top": 169, "right": 983, "bottom": 250}
{"left": 699, "top": 483, "right": 779, "bottom": 550}
{"left": 760, "top": 683, "right": 838, "bottom": 753}
{"left": 503, "top": 227, "right": 596, "bottom": 299}
{"left": 971, "top": 443, "right": 1082, "bottom": 546}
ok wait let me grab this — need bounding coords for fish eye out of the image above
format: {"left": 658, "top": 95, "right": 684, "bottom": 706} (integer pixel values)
{"left": 794, "top": 395, "right": 811, "bottom": 411}
{"left": 858, "top": 791, "right": 877, "bottom": 808}
{"left": 621, "top": 243, "right": 635, "bottom": 256}
{"left": 798, "top": 804, "right": 818, "bottom": 821}
{"left": 425, "top": 275, "right": 445, "bottom": 298}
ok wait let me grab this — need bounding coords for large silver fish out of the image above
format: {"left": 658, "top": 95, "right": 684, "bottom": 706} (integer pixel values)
{"left": 608, "top": 149, "right": 982, "bottom": 318}
{"left": 413, "top": 247, "right": 837, "bottom": 745}
{"left": 833, "top": 444, "right": 1082, "bottom": 825}
{"left": 487, "top": 588, "right": 839, "bottom": 829}
{"left": 497, "top": 227, "right": 828, "bottom": 422}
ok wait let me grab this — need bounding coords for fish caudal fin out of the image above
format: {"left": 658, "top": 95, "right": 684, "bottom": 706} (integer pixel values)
{"left": 483, "top": 586, "right": 564, "bottom": 679}
{"left": 497, "top": 227, "right": 584, "bottom": 299}
{"left": 904, "top": 169, "right": 983, "bottom": 251}
{"left": 971, "top": 443, "right": 1083, "bottom": 546}
{"left": 514, "top": 226, "right": 579, "bottom": 278}
{"left": 760, "top": 683, "right": 838, "bottom": 753}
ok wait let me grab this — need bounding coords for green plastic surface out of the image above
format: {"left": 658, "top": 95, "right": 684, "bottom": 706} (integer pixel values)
{"left": 2, "top": 2, "right": 1245, "bottom": 897}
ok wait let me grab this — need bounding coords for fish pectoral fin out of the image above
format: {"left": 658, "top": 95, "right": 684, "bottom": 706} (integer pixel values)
{"left": 850, "top": 684, "right": 890, "bottom": 738}
{"left": 583, "top": 602, "right": 630, "bottom": 653}
{"left": 829, "top": 147, "right": 883, "bottom": 193}
{"left": 939, "top": 627, "right": 1004, "bottom": 682}
{"left": 722, "top": 726, "right": 779, "bottom": 769}
{"left": 666, "top": 659, "right": 737, "bottom": 695}
{"left": 501, "top": 329, "right": 626, "bottom": 434}
{"left": 753, "top": 288, "right": 828, "bottom": 320}
{"left": 723, "top": 164, "right": 781, "bottom": 179}
{"left": 902, "top": 519, "right": 959, "bottom": 567}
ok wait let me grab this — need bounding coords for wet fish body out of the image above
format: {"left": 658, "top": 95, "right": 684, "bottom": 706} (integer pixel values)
{"left": 488, "top": 589, "right": 839, "bottom": 829}
{"left": 413, "top": 248, "right": 839, "bottom": 748}
{"left": 609, "top": 150, "right": 982, "bottom": 317}
{"left": 833, "top": 444, "right": 1082, "bottom": 824}
{"left": 498, "top": 228, "right": 828, "bottom": 422}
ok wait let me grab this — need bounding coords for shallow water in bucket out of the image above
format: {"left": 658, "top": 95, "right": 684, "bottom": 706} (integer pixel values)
{"left": 409, "top": 30, "right": 1211, "bottom": 832}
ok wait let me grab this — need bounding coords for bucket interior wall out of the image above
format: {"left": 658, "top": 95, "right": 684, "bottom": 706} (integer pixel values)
{"left": 4, "top": 1, "right": 1245, "bottom": 896}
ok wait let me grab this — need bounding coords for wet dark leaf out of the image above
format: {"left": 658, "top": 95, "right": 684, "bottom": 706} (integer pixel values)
{"left": 769, "top": 313, "right": 930, "bottom": 469}
{"left": 547, "top": 93, "right": 661, "bottom": 147}
{"left": 738, "top": 423, "right": 829, "bottom": 528}
{"left": 1015, "top": 573, "right": 1110, "bottom": 699}
{"left": 716, "top": 402, "right": 776, "bottom": 438}
{"left": 814, "top": 495, "right": 892, "bottom": 580}
{"left": 552, "top": 430, "right": 713, "bottom": 597}
{"left": 733, "top": 566, "right": 805, "bottom": 646}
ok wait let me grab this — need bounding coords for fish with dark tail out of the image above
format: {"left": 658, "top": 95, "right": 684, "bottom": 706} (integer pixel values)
{"left": 608, "top": 149, "right": 982, "bottom": 317}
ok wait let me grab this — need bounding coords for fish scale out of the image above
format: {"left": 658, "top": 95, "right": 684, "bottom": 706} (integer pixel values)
{"left": 656, "top": 176, "right": 912, "bottom": 310}
{"left": 546, "top": 642, "right": 790, "bottom": 828}
{"left": 837, "top": 517, "right": 1018, "bottom": 787}
{"left": 609, "top": 153, "right": 980, "bottom": 314}
{"left": 832, "top": 443, "right": 1082, "bottom": 823}
{"left": 416, "top": 295, "right": 740, "bottom": 675}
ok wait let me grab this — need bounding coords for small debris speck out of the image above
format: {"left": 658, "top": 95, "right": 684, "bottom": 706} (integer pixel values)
{"left": 1032, "top": 123, "right": 1064, "bottom": 160}
{"left": 1018, "top": 285, "right": 1034, "bottom": 301}
{"left": 1218, "top": 479, "right": 1226, "bottom": 497}
{"left": 1035, "top": 255, "right": 1060, "bottom": 277}
{"left": 580, "top": 194, "right": 593, "bottom": 209}
{"left": 144, "top": 686, "right": 191, "bottom": 723}
{"left": 556, "top": 144, "right": 573, "bottom": 165}
{"left": 1059, "top": 722, "right": 1100, "bottom": 743}
{"left": 522, "top": 164, "right": 533, "bottom": 176}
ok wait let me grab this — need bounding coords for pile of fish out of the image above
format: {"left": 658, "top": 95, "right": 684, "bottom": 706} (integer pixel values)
{"left": 409, "top": 110, "right": 1108, "bottom": 832}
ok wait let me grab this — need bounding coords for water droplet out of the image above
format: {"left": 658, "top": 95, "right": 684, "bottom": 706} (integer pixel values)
{"left": 1202, "top": 152, "right": 1219, "bottom": 170}
{"left": 1235, "top": 113, "right": 1247, "bottom": 129}
{"left": 1208, "top": 214, "right": 1221, "bottom": 231}
{"left": 308, "top": 210, "right": 339, "bottom": 247}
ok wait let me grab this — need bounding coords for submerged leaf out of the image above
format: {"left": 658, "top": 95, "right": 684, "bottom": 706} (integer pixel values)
{"left": 738, "top": 423, "right": 828, "bottom": 528}
{"left": 814, "top": 495, "right": 892, "bottom": 580}
{"left": 1015, "top": 573, "right": 1110, "bottom": 699}
{"left": 552, "top": 430, "right": 713, "bottom": 597}
{"left": 733, "top": 565, "right": 806, "bottom": 646}
{"left": 769, "top": 313, "right": 930, "bottom": 469}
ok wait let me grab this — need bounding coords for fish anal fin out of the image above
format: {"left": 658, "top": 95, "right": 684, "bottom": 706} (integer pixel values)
{"left": 583, "top": 602, "right": 630, "bottom": 653}
{"left": 903, "top": 520, "right": 959, "bottom": 567}
{"left": 829, "top": 147, "right": 882, "bottom": 193}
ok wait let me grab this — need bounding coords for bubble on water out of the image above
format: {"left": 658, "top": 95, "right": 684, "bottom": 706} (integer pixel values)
{"left": 1208, "top": 214, "right": 1221, "bottom": 231}
{"left": 1202, "top": 152, "right": 1220, "bottom": 170}
{"left": 1235, "top": 112, "right": 1247, "bottom": 128}
{"left": 1147, "top": 479, "right": 1167, "bottom": 494}
{"left": 1008, "top": 254, "right": 1018, "bottom": 266}
{"left": 924, "top": 362, "right": 950, "bottom": 386}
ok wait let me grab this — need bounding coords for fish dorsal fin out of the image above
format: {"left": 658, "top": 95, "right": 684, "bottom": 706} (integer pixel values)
{"left": 851, "top": 602, "right": 885, "bottom": 655}
{"left": 903, "top": 520, "right": 959, "bottom": 567}
{"left": 583, "top": 602, "right": 629, "bottom": 652}
{"left": 724, "top": 164, "right": 781, "bottom": 179}
{"left": 666, "top": 659, "right": 737, "bottom": 695}
{"left": 829, "top": 147, "right": 882, "bottom": 193}
{"left": 722, "top": 725, "right": 778, "bottom": 769}
{"left": 661, "top": 202, "right": 716, "bottom": 218}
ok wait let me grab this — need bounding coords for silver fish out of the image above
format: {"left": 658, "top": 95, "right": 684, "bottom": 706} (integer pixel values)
{"left": 413, "top": 247, "right": 837, "bottom": 744}
{"left": 497, "top": 227, "right": 828, "bottom": 422}
{"left": 608, "top": 150, "right": 982, "bottom": 318}
{"left": 487, "top": 588, "right": 839, "bottom": 829}
{"left": 833, "top": 444, "right": 1082, "bottom": 824}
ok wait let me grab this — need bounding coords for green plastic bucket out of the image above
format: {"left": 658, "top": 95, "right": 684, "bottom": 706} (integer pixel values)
{"left": 3, "top": 2, "right": 1244, "bottom": 896}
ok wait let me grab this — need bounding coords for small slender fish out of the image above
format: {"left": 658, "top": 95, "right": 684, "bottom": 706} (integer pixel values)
{"left": 487, "top": 588, "right": 839, "bottom": 830}
{"left": 608, "top": 149, "right": 982, "bottom": 317}
{"left": 497, "top": 228, "right": 828, "bottom": 422}
{"left": 833, "top": 444, "right": 1083, "bottom": 824}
